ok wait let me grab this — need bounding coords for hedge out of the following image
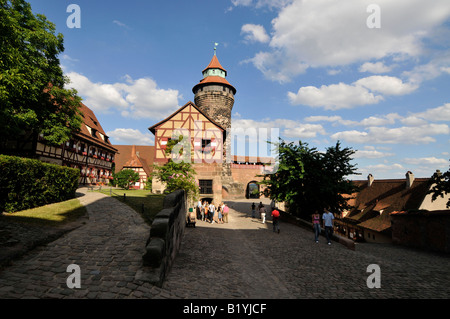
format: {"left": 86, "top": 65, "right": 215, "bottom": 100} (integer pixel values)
{"left": 0, "top": 155, "right": 80, "bottom": 213}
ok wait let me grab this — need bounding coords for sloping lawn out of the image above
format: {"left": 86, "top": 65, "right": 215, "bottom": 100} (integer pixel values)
{"left": 96, "top": 189, "right": 165, "bottom": 226}
{"left": 2, "top": 198, "right": 87, "bottom": 227}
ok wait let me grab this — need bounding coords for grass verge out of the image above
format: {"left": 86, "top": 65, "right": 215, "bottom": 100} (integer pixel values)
{"left": 1, "top": 198, "right": 87, "bottom": 227}
{"left": 96, "top": 189, "right": 165, "bottom": 226}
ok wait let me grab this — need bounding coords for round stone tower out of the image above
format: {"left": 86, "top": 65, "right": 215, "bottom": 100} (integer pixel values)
{"left": 192, "top": 49, "right": 244, "bottom": 198}
{"left": 192, "top": 51, "right": 236, "bottom": 131}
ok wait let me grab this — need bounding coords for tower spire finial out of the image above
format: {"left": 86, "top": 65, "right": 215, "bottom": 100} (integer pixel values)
{"left": 214, "top": 42, "right": 219, "bottom": 55}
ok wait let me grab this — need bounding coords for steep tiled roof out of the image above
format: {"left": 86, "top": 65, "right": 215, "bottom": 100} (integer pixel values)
{"left": 192, "top": 76, "right": 236, "bottom": 95}
{"left": 202, "top": 54, "right": 227, "bottom": 73}
{"left": 77, "top": 103, "right": 117, "bottom": 153}
{"left": 114, "top": 145, "right": 155, "bottom": 177}
{"left": 345, "top": 177, "right": 431, "bottom": 225}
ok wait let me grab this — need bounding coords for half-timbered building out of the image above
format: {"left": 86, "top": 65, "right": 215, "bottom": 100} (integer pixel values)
{"left": 149, "top": 101, "right": 226, "bottom": 204}
{"left": 2, "top": 102, "right": 117, "bottom": 185}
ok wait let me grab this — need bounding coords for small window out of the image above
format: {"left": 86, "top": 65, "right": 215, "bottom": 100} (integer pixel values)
{"left": 202, "top": 139, "right": 211, "bottom": 153}
{"left": 199, "top": 180, "right": 213, "bottom": 194}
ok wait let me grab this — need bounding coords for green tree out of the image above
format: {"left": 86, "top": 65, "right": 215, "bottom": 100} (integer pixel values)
{"left": 260, "top": 140, "right": 359, "bottom": 219}
{"left": 0, "top": 0, "right": 82, "bottom": 151}
{"left": 428, "top": 161, "right": 450, "bottom": 208}
{"left": 152, "top": 135, "right": 199, "bottom": 201}
{"left": 114, "top": 169, "right": 140, "bottom": 190}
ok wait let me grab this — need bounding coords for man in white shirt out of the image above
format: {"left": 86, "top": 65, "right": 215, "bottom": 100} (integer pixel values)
{"left": 209, "top": 202, "right": 216, "bottom": 224}
{"left": 322, "top": 209, "right": 335, "bottom": 245}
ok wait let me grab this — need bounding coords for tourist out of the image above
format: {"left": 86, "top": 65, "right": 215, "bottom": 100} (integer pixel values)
{"left": 209, "top": 202, "right": 216, "bottom": 224}
{"left": 201, "top": 201, "right": 206, "bottom": 221}
{"left": 218, "top": 203, "right": 224, "bottom": 224}
{"left": 251, "top": 202, "right": 256, "bottom": 218}
{"left": 312, "top": 210, "right": 321, "bottom": 243}
{"left": 260, "top": 204, "right": 266, "bottom": 224}
{"left": 223, "top": 203, "right": 229, "bottom": 223}
{"left": 257, "top": 202, "right": 263, "bottom": 219}
{"left": 322, "top": 208, "right": 335, "bottom": 245}
{"left": 272, "top": 208, "right": 280, "bottom": 233}
{"left": 196, "top": 199, "right": 202, "bottom": 219}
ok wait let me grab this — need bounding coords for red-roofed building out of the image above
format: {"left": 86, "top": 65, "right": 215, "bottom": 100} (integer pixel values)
{"left": 114, "top": 145, "right": 154, "bottom": 189}
{"left": 1, "top": 101, "right": 117, "bottom": 185}
{"left": 336, "top": 171, "right": 450, "bottom": 244}
{"left": 33, "top": 102, "right": 118, "bottom": 185}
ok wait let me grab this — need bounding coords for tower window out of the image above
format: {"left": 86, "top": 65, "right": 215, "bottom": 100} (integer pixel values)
{"left": 199, "top": 180, "right": 213, "bottom": 194}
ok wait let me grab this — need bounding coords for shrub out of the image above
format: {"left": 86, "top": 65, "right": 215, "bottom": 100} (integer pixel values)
{"left": 0, "top": 155, "right": 80, "bottom": 213}
{"left": 113, "top": 169, "right": 140, "bottom": 190}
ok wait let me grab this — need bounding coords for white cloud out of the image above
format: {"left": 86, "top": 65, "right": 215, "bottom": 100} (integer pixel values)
{"left": 232, "top": 118, "right": 326, "bottom": 139}
{"left": 288, "top": 82, "right": 383, "bottom": 109}
{"left": 413, "top": 103, "right": 450, "bottom": 122}
{"left": 355, "top": 76, "right": 418, "bottom": 96}
{"left": 354, "top": 149, "right": 394, "bottom": 159}
{"left": 107, "top": 128, "right": 154, "bottom": 145}
{"left": 241, "top": 24, "right": 270, "bottom": 43}
{"left": 288, "top": 75, "right": 418, "bottom": 109}
{"left": 245, "top": 0, "right": 450, "bottom": 81}
{"left": 331, "top": 124, "right": 450, "bottom": 145}
{"left": 242, "top": 51, "right": 308, "bottom": 83}
{"left": 66, "top": 72, "right": 181, "bottom": 120}
{"left": 404, "top": 157, "right": 449, "bottom": 165}
{"left": 359, "top": 62, "right": 393, "bottom": 74}
{"left": 113, "top": 20, "right": 131, "bottom": 29}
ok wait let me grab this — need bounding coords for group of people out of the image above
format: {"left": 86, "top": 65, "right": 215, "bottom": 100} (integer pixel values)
{"left": 251, "top": 202, "right": 281, "bottom": 234}
{"left": 195, "top": 200, "right": 334, "bottom": 243}
{"left": 196, "top": 200, "right": 229, "bottom": 224}
{"left": 312, "top": 209, "right": 335, "bottom": 245}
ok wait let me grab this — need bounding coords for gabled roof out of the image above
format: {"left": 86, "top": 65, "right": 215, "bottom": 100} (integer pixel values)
{"left": 114, "top": 145, "right": 155, "bottom": 177}
{"left": 148, "top": 101, "right": 225, "bottom": 135}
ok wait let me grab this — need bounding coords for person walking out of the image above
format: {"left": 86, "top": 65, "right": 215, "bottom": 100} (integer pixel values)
{"left": 251, "top": 202, "right": 256, "bottom": 218}
{"left": 260, "top": 205, "right": 266, "bottom": 224}
{"left": 272, "top": 208, "right": 280, "bottom": 233}
{"left": 209, "top": 202, "right": 216, "bottom": 224}
{"left": 223, "top": 204, "right": 229, "bottom": 223}
{"left": 322, "top": 208, "right": 334, "bottom": 245}
{"left": 257, "top": 202, "right": 263, "bottom": 219}
{"left": 312, "top": 210, "right": 321, "bottom": 243}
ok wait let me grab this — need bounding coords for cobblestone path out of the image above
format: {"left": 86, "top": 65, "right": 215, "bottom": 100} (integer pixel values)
{"left": 0, "top": 191, "right": 449, "bottom": 299}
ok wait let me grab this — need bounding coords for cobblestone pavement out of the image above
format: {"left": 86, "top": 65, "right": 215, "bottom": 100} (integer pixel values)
{"left": 0, "top": 190, "right": 449, "bottom": 299}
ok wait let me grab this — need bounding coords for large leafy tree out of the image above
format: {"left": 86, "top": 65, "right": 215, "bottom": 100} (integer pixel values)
{"left": 428, "top": 161, "right": 450, "bottom": 208}
{"left": 0, "top": 0, "right": 82, "bottom": 151}
{"left": 260, "top": 140, "right": 359, "bottom": 219}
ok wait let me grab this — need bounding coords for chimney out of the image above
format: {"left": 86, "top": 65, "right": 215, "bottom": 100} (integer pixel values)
{"left": 368, "top": 174, "right": 374, "bottom": 187}
{"left": 406, "top": 171, "right": 414, "bottom": 189}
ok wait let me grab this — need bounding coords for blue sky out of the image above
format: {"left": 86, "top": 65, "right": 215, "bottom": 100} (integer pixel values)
{"left": 28, "top": 0, "right": 450, "bottom": 180}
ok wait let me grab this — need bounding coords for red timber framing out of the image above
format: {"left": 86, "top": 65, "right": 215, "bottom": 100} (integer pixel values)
{"left": 149, "top": 101, "right": 225, "bottom": 164}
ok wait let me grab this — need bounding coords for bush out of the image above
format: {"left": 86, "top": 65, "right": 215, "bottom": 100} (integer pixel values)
{"left": 113, "top": 169, "right": 140, "bottom": 190}
{"left": 0, "top": 155, "right": 80, "bottom": 213}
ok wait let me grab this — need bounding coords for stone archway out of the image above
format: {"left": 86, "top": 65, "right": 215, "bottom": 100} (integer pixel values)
{"left": 246, "top": 181, "right": 260, "bottom": 199}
